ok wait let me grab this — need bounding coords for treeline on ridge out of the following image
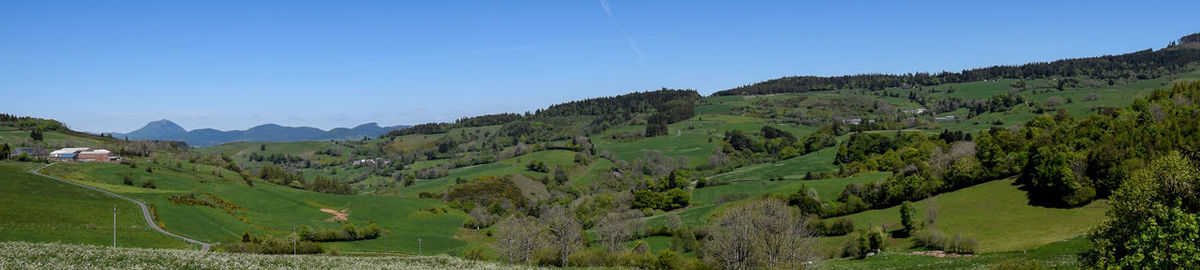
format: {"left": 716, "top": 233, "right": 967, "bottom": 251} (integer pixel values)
{"left": 384, "top": 88, "right": 701, "bottom": 138}
{"left": 715, "top": 34, "right": 1200, "bottom": 96}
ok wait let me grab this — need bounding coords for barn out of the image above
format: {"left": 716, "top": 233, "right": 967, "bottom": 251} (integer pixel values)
{"left": 76, "top": 149, "right": 113, "bottom": 162}
{"left": 49, "top": 148, "right": 89, "bottom": 160}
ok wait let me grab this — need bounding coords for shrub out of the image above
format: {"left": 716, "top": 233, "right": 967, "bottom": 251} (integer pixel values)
{"left": 899, "top": 201, "right": 916, "bottom": 236}
{"left": 462, "top": 246, "right": 488, "bottom": 261}
{"left": 912, "top": 229, "right": 978, "bottom": 254}
{"left": 947, "top": 233, "right": 979, "bottom": 254}
{"left": 526, "top": 160, "right": 549, "bottom": 173}
{"left": 308, "top": 175, "right": 351, "bottom": 195}
{"left": 220, "top": 235, "right": 324, "bottom": 254}
{"left": 567, "top": 248, "right": 604, "bottom": 267}
{"left": 299, "top": 222, "right": 382, "bottom": 242}
{"left": 824, "top": 218, "right": 855, "bottom": 236}
{"left": 843, "top": 227, "right": 886, "bottom": 259}
{"left": 1045, "top": 96, "right": 1065, "bottom": 107}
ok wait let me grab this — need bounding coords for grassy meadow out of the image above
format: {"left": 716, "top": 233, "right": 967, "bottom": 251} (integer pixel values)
{"left": 0, "top": 162, "right": 189, "bottom": 249}
{"left": 38, "top": 161, "right": 470, "bottom": 255}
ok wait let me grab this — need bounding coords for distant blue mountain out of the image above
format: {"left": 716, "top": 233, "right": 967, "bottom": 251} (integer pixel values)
{"left": 111, "top": 119, "right": 408, "bottom": 147}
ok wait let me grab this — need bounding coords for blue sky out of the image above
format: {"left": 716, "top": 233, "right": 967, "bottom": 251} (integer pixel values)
{"left": 2, "top": 1, "right": 1197, "bottom": 132}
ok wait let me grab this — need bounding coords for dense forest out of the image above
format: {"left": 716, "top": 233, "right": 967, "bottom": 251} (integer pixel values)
{"left": 715, "top": 40, "right": 1200, "bottom": 96}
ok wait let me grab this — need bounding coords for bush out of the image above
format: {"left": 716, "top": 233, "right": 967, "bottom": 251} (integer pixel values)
{"left": 1045, "top": 96, "right": 1065, "bottom": 107}
{"left": 824, "top": 218, "right": 855, "bottom": 236}
{"left": 843, "top": 227, "right": 886, "bottom": 259}
{"left": 220, "top": 235, "right": 324, "bottom": 254}
{"left": 567, "top": 248, "right": 604, "bottom": 267}
{"left": 463, "top": 246, "right": 488, "bottom": 261}
{"left": 912, "top": 229, "right": 978, "bottom": 254}
{"left": 526, "top": 160, "right": 549, "bottom": 173}
{"left": 308, "top": 175, "right": 351, "bottom": 195}
{"left": 899, "top": 201, "right": 916, "bottom": 236}
{"left": 299, "top": 222, "right": 382, "bottom": 242}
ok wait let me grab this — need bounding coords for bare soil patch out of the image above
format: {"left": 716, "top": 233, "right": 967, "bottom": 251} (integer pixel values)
{"left": 320, "top": 208, "right": 349, "bottom": 221}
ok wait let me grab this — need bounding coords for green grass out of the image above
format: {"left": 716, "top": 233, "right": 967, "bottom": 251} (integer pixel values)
{"left": 39, "top": 161, "right": 469, "bottom": 255}
{"left": 0, "top": 130, "right": 106, "bottom": 149}
{"left": 822, "top": 235, "right": 1089, "bottom": 270}
{"left": 627, "top": 236, "right": 673, "bottom": 254}
{"left": 399, "top": 150, "right": 580, "bottom": 197}
{"left": 593, "top": 113, "right": 815, "bottom": 168}
{"left": 822, "top": 179, "right": 1107, "bottom": 253}
{"left": 0, "top": 162, "right": 190, "bottom": 249}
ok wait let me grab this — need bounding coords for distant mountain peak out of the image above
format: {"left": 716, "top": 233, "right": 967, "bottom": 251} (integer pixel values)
{"left": 123, "top": 119, "right": 188, "bottom": 139}
{"left": 112, "top": 119, "right": 409, "bottom": 147}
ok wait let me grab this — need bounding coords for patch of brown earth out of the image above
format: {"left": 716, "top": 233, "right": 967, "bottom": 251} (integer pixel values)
{"left": 320, "top": 208, "right": 349, "bottom": 221}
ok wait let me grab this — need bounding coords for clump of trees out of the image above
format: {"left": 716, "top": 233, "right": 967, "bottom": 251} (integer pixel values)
{"left": 704, "top": 198, "right": 821, "bottom": 269}
{"left": 445, "top": 176, "right": 531, "bottom": 213}
{"left": 308, "top": 175, "right": 352, "bottom": 195}
{"left": 715, "top": 124, "right": 843, "bottom": 172}
{"left": 221, "top": 233, "right": 323, "bottom": 254}
{"left": 631, "top": 170, "right": 692, "bottom": 211}
{"left": 526, "top": 160, "right": 549, "bottom": 173}
{"left": 911, "top": 229, "right": 978, "bottom": 254}
{"left": 645, "top": 97, "right": 696, "bottom": 137}
{"left": 258, "top": 164, "right": 302, "bottom": 186}
{"left": 842, "top": 226, "right": 886, "bottom": 259}
{"left": 298, "top": 222, "right": 382, "bottom": 242}
{"left": 1080, "top": 152, "right": 1200, "bottom": 268}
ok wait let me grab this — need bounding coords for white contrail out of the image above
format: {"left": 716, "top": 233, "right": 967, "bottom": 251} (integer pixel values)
{"left": 600, "top": 0, "right": 643, "bottom": 62}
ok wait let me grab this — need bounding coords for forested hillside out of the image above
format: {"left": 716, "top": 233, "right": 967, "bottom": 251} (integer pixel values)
{"left": 716, "top": 43, "right": 1200, "bottom": 96}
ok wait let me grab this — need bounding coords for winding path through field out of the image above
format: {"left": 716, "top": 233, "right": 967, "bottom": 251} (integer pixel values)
{"left": 30, "top": 163, "right": 213, "bottom": 252}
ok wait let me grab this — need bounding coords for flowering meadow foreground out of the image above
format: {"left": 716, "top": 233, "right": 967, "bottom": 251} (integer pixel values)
{"left": 0, "top": 242, "right": 541, "bottom": 270}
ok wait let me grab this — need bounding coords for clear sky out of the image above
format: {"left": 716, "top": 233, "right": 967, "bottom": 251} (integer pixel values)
{"left": 2, "top": 1, "right": 1197, "bottom": 133}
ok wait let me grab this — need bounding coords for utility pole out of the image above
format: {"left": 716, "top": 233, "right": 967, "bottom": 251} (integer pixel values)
{"left": 112, "top": 204, "right": 118, "bottom": 248}
{"left": 292, "top": 226, "right": 297, "bottom": 255}
{"left": 383, "top": 230, "right": 388, "bottom": 253}
{"left": 417, "top": 237, "right": 422, "bottom": 256}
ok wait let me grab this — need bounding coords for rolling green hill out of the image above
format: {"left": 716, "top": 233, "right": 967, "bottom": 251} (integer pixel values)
{"left": 0, "top": 162, "right": 189, "bottom": 249}
{"left": 4, "top": 38, "right": 1200, "bottom": 269}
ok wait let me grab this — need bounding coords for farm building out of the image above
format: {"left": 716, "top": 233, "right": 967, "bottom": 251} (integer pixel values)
{"left": 9, "top": 147, "right": 48, "bottom": 158}
{"left": 49, "top": 147, "right": 118, "bottom": 162}
{"left": 49, "top": 148, "right": 90, "bottom": 160}
{"left": 76, "top": 149, "right": 114, "bottom": 162}
{"left": 934, "top": 115, "right": 957, "bottom": 121}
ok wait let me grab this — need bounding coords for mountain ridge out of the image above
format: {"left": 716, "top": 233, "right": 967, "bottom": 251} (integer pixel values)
{"left": 111, "top": 119, "right": 408, "bottom": 147}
